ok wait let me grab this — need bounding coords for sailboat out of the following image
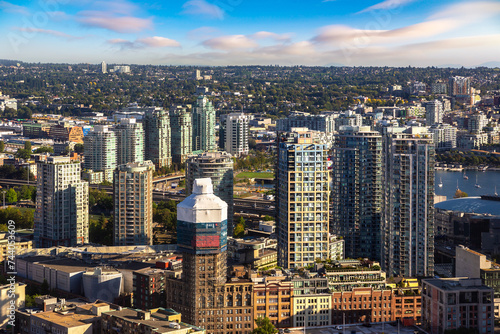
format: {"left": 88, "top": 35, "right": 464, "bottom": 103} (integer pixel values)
{"left": 438, "top": 177, "right": 443, "bottom": 188}
{"left": 475, "top": 175, "right": 481, "bottom": 188}
{"left": 495, "top": 186, "right": 498, "bottom": 196}
{"left": 463, "top": 170, "right": 468, "bottom": 180}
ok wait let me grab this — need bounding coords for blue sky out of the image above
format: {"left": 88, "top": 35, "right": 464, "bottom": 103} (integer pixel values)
{"left": 0, "top": 0, "right": 500, "bottom": 66}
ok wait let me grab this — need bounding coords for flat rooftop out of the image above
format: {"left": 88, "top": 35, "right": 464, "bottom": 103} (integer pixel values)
{"left": 32, "top": 311, "right": 98, "bottom": 328}
{"left": 424, "top": 278, "right": 491, "bottom": 291}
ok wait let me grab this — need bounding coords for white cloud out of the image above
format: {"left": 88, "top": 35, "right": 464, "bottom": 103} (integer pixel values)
{"left": 250, "top": 31, "right": 292, "bottom": 43}
{"left": 202, "top": 35, "right": 258, "bottom": 50}
{"left": 14, "top": 27, "right": 81, "bottom": 40}
{"left": 108, "top": 36, "right": 181, "bottom": 49}
{"left": 358, "top": 0, "right": 416, "bottom": 13}
{"left": 182, "top": 0, "right": 224, "bottom": 20}
{"left": 0, "top": 1, "right": 29, "bottom": 15}
{"left": 78, "top": 11, "right": 153, "bottom": 33}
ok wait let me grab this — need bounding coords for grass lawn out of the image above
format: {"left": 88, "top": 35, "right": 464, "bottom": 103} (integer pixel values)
{"left": 235, "top": 172, "right": 274, "bottom": 179}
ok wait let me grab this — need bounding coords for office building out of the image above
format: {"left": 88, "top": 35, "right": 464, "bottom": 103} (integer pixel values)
{"left": 83, "top": 125, "right": 117, "bottom": 182}
{"left": 186, "top": 151, "right": 234, "bottom": 233}
{"left": 291, "top": 277, "right": 331, "bottom": 327}
{"left": 113, "top": 161, "right": 154, "bottom": 246}
{"left": 425, "top": 100, "right": 443, "bottom": 126}
{"left": 429, "top": 123, "right": 457, "bottom": 150}
{"left": 34, "top": 157, "right": 89, "bottom": 247}
{"left": 276, "top": 130, "right": 330, "bottom": 269}
{"left": 170, "top": 106, "right": 193, "bottom": 164}
{"left": 192, "top": 96, "right": 216, "bottom": 152}
{"left": 113, "top": 65, "right": 130, "bottom": 73}
{"left": 252, "top": 275, "right": 293, "bottom": 328}
{"left": 225, "top": 113, "right": 250, "bottom": 157}
{"left": 422, "top": 278, "right": 494, "bottom": 334}
{"left": 277, "top": 113, "right": 336, "bottom": 133}
{"left": 144, "top": 107, "right": 172, "bottom": 168}
{"left": 331, "top": 126, "right": 382, "bottom": 261}
{"left": 114, "top": 118, "right": 145, "bottom": 165}
{"left": 101, "top": 61, "right": 107, "bottom": 74}
{"left": 381, "top": 127, "right": 435, "bottom": 277}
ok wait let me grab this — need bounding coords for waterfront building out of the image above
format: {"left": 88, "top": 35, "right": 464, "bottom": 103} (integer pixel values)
{"left": 381, "top": 126, "right": 435, "bottom": 277}
{"left": 331, "top": 126, "right": 382, "bottom": 261}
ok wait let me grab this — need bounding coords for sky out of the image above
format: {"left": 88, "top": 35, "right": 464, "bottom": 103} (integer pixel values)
{"left": 0, "top": 0, "right": 500, "bottom": 67}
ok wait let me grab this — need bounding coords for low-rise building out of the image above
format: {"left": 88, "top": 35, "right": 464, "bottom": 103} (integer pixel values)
{"left": 252, "top": 272, "right": 293, "bottom": 328}
{"left": 422, "top": 278, "right": 494, "bottom": 334}
{"left": 291, "top": 276, "right": 331, "bottom": 327}
{"left": 0, "top": 282, "right": 25, "bottom": 327}
{"left": 101, "top": 308, "right": 205, "bottom": 334}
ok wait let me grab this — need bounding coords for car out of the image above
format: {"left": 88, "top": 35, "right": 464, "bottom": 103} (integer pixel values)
{"left": 335, "top": 326, "right": 343, "bottom": 330}
{"left": 284, "top": 329, "right": 291, "bottom": 333}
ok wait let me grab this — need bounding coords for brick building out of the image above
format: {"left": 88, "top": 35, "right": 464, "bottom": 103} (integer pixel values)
{"left": 252, "top": 274, "right": 293, "bottom": 328}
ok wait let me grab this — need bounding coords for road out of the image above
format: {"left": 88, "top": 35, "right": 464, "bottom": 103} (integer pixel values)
{"left": 288, "top": 324, "right": 420, "bottom": 334}
{"left": 0, "top": 178, "right": 276, "bottom": 216}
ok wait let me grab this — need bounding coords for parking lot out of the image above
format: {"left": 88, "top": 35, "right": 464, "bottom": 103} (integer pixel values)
{"left": 287, "top": 323, "right": 421, "bottom": 334}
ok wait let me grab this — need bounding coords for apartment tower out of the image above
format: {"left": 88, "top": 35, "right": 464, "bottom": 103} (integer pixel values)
{"left": 113, "top": 161, "right": 154, "bottom": 246}
{"left": 276, "top": 129, "right": 330, "bottom": 269}
{"left": 34, "top": 157, "right": 89, "bottom": 247}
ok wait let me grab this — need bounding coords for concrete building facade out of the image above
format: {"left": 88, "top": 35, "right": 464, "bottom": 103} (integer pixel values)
{"left": 225, "top": 113, "right": 250, "bottom": 157}
{"left": 144, "top": 107, "right": 172, "bottom": 168}
{"left": 83, "top": 125, "right": 117, "bottom": 182}
{"left": 276, "top": 130, "right": 330, "bottom": 269}
{"left": 114, "top": 118, "right": 145, "bottom": 165}
{"left": 193, "top": 96, "right": 216, "bottom": 152}
{"left": 170, "top": 106, "right": 193, "bottom": 164}
{"left": 35, "top": 157, "right": 89, "bottom": 248}
{"left": 113, "top": 161, "right": 154, "bottom": 246}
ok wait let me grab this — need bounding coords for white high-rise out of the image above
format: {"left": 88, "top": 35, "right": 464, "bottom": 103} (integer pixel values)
{"left": 224, "top": 113, "right": 250, "bottom": 157}
{"left": 83, "top": 125, "right": 117, "bottom": 182}
{"left": 101, "top": 61, "right": 107, "bottom": 74}
{"left": 34, "top": 157, "right": 89, "bottom": 248}
{"left": 114, "top": 118, "right": 145, "bottom": 165}
{"left": 425, "top": 100, "right": 443, "bottom": 126}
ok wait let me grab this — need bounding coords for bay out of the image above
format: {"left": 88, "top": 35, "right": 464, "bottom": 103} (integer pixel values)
{"left": 434, "top": 169, "right": 500, "bottom": 200}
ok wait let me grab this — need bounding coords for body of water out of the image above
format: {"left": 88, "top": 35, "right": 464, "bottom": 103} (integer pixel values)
{"left": 435, "top": 170, "right": 500, "bottom": 200}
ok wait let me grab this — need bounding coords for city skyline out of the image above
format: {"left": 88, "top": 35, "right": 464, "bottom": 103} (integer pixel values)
{"left": 0, "top": 0, "right": 499, "bottom": 67}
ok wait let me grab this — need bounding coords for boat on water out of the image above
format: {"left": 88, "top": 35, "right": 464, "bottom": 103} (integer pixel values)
{"left": 438, "top": 177, "right": 443, "bottom": 188}
{"left": 463, "top": 170, "right": 468, "bottom": 180}
{"left": 475, "top": 175, "right": 481, "bottom": 188}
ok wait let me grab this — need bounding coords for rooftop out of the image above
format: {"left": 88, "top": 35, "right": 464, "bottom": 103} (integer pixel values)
{"left": 32, "top": 311, "right": 97, "bottom": 328}
{"left": 424, "top": 277, "right": 491, "bottom": 291}
{"left": 435, "top": 197, "right": 500, "bottom": 216}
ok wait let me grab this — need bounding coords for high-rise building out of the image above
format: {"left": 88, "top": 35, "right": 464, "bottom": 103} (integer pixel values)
{"left": 144, "top": 107, "right": 172, "bottom": 168}
{"left": 381, "top": 126, "right": 435, "bottom": 277}
{"left": 83, "top": 125, "right": 117, "bottom": 182}
{"left": 429, "top": 123, "right": 457, "bottom": 150}
{"left": 34, "top": 157, "right": 89, "bottom": 248}
{"left": 469, "top": 113, "right": 487, "bottom": 133}
{"left": 331, "top": 126, "right": 382, "bottom": 261}
{"left": 425, "top": 100, "right": 443, "bottom": 126}
{"left": 192, "top": 96, "right": 216, "bottom": 152}
{"left": 175, "top": 178, "right": 228, "bottom": 324}
{"left": 170, "top": 105, "right": 192, "bottom": 164}
{"left": 113, "top": 161, "right": 154, "bottom": 246}
{"left": 114, "top": 118, "right": 144, "bottom": 165}
{"left": 276, "top": 130, "right": 330, "bottom": 269}
{"left": 225, "top": 113, "right": 250, "bottom": 157}
{"left": 277, "top": 113, "right": 336, "bottom": 133}
{"left": 186, "top": 151, "right": 234, "bottom": 234}
{"left": 449, "top": 76, "right": 471, "bottom": 98}
{"left": 101, "top": 61, "right": 107, "bottom": 74}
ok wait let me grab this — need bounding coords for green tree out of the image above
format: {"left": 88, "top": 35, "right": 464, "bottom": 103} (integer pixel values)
{"left": 24, "top": 141, "right": 32, "bottom": 152}
{"left": 16, "top": 148, "right": 31, "bottom": 160}
{"left": 33, "top": 146, "right": 54, "bottom": 154}
{"left": 74, "top": 143, "right": 84, "bottom": 153}
{"left": 0, "top": 141, "right": 4, "bottom": 153}
{"left": 233, "top": 216, "right": 246, "bottom": 238}
{"left": 5, "top": 188, "right": 17, "bottom": 203}
{"left": 252, "top": 317, "right": 278, "bottom": 334}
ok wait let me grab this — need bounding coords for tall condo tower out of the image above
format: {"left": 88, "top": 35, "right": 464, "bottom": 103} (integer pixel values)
{"left": 34, "top": 157, "right": 89, "bottom": 247}
{"left": 170, "top": 105, "right": 193, "bottom": 164}
{"left": 114, "top": 118, "right": 145, "bottom": 165}
{"left": 381, "top": 126, "right": 435, "bottom": 277}
{"left": 276, "top": 129, "right": 330, "bottom": 269}
{"left": 113, "top": 161, "right": 154, "bottom": 246}
{"left": 186, "top": 151, "right": 234, "bottom": 234}
{"left": 224, "top": 113, "right": 250, "bottom": 157}
{"left": 144, "top": 107, "right": 172, "bottom": 168}
{"left": 331, "top": 126, "right": 382, "bottom": 261}
{"left": 83, "top": 125, "right": 117, "bottom": 182}
{"left": 192, "top": 96, "right": 216, "bottom": 152}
